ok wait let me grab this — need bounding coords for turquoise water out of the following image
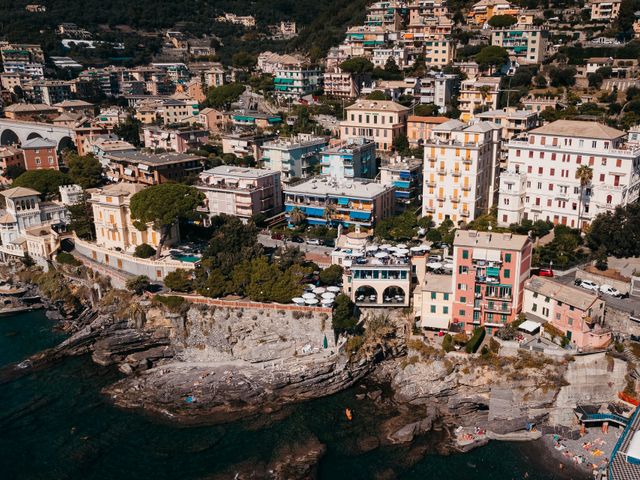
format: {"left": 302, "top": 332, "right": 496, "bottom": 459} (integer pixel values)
{"left": 0, "top": 311, "right": 585, "bottom": 479}
{"left": 172, "top": 254, "right": 201, "bottom": 263}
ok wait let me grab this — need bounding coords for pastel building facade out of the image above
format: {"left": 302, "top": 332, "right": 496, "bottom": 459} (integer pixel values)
{"left": 21, "top": 138, "right": 59, "bottom": 171}
{"left": 197, "top": 166, "right": 283, "bottom": 222}
{"left": 380, "top": 158, "right": 423, "bottom": 210}
{"left": 320, "top": 138, "right": 377, "bottom": 181}
{"left": 497, "top": 120, "right": 640, "bottom": 230}
{"left": 523, "top": 276, "right": 611, "bottom": 350}
{"left": 422, "top": 120, "right": 501, "bottom": 225}
{"left": 491, "top": 25, "right": 548, "bottom": 65}
{"left": 452, "top": 230, "right": 532, "bottom": 334}
{"left": 458, "top": 77, "right": 500, "bottom": 123}
{"left": 413, "top": 273, "right": 453, "bottom": 331}
{"left": 261, "top": 135, "right": 328, "bottom": 183}
{"left": 340, "top": 100, "right": 409, "bottom": 152}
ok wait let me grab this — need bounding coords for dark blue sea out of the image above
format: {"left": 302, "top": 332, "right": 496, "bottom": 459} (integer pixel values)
{"left": 0, "top": 311, "right": 585, "bottom": 479}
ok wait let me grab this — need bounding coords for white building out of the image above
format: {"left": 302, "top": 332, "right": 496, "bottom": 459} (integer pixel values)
{"left": 491, "top": 25, "right": 548, "bottom": 65}
{"left": 0, "top": 187, "right": 68, "bottom": 260}
{"left": 58, "top": 184, "right": 84, "bottom": 206}
{"left": 320, "top": 138, "right": 377, "bottom": 181}
{"left": 497, "top": 120, "right": 640, "bottom": 229}
{"left": 422, "top": 120, "right": 502, "bottom": 225}
{"left": 261, "top": 134, "right": 328, "bottom": 183}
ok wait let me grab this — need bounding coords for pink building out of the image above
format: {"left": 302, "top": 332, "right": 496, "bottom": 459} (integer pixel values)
{"left": 452, "top": 230, "right": 532, "bottom": 334}
{"left": 523, "top": 276, "right": 611, "bottom": 350}
{"left": 197, "top": 166, "right": 283, "bottom": 223}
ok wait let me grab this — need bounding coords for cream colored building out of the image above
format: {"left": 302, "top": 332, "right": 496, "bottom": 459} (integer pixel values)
{"left": 589, "top": 0, "right": 621, "bottom": 21}
{"left": 422, "top": 120, "right": 502, "bottom": 225}
{"left": 413, "top": 273, "right": 453, "bottom": 331}
{"left": 340, "top": 100, "right": 409, "bottom": 152}
{"left": 458, "top": 77, "right": 500, "bottom": 123}
{"left": 89, "top": 183, "right": 178, "bottom": 254}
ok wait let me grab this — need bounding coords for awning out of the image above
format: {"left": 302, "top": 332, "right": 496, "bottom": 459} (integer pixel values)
{"left": 337, "top": 197, "right": 349, "bottom": 205}
{"left": 487, "top": 250, "right": 501, "bottom": 262}
{"left": 486, "top": 266, "right": 500, "bottom": 277}
{"left": 518, "top": 320, "right": 541, "bottom": 334}
{"left": 421, "top": 316, "right": 449, "bottom": 330}
{"left": 472, "top": 248, "right": 487, "bottom": 260}
{"left": 627, "top": 431, "right": 640, "bottom": 461}
{"left": 350, "top": 211, "right": 371, "bottom": 220}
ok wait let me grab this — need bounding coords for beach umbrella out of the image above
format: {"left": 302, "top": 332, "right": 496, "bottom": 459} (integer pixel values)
{"left": 313, "top": 287, "right": 326, "bottom": 294}
{"left": 365, "top": 245, "right": 379, "bottom": 252}
{"left": 380, "top": 244, "right": 392, "bottom": 250}
{"left": 350, "top": 250, "right": 364, "bottom": 257}
{"left": 321, "top": 292, "right": 336, "bottom": 299}
{"left": 444, "top": 263, "right": 454, "bottom": 270}
{"left": 393, "top": 251, "right": 407, "bottom": 257}
{"left": 396, "top": 243, "right": 408, "bottom": 249}
{"left": 397, "top": 248, "right": 409, "bottom": 255}
{"left": 305, "top": 298, "right": 319, "bottom": 305}
{"left": 292, "top": 297, "right": 306, "bottom": 304}
{"left": 427, "top": 262, "right": 443, "bottom": 270}
{"left": 327, "top": 286, "right": 341, "bottom": 293}
{"left": 343, "top": 260, "right": 353, "bottom": 267}
{"left": 303, "top": 292, "right": 316, "bottom": 299}
{"left": 375, "top": 251, "right": 389, "bottom": 259}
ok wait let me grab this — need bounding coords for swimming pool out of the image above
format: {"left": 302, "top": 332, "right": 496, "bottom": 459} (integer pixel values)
{"left": 172, "top": 254, "right": 201, "bottom": 263}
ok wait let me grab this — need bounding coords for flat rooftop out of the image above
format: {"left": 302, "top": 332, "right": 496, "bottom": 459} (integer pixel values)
{"left": 453, "top": 230, "right": 530, "bottom": 251}
{"left": 284, "top": 176, "right": 392, "bottom": 199}
{"left": 201, "top": 165, "right": 278, "bottom": 179}
{"left": 107, "top": 150, "right": 204, "bottom": 166}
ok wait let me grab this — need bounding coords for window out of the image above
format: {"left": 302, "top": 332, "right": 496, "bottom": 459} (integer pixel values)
{"left": 542, "top": 307, "right": 549, "bottom": 317}
{"left": 532, "top": 303, "right": 537, "bottom": 312}
{"left": 505, "top": 253, "right": 511, "bottom": 262}
{"left": 462, "top": 249, "right": 469, "bottom": 259}
{"left": 443, "top": 293, "right": 449, "bottom": 301}
{"left": 460, "top": 296, "right": 467, "bottom": 303}
{"left": 600, "top": 174, "right": 605, "bottom": 182}
{"left": 504, "top": 269, "right": 510, "bottom": 279}
{"left": 459, "top": 309, "right": 465, "bottom": 316}
{"left": 443, "top": 306, "right": 449, "bottom": 314}
{"left": 430, "top": 305, "right": 436, "bottom": 313}
{"left": 431, "top": 292, "right": 437, "bottom": 300}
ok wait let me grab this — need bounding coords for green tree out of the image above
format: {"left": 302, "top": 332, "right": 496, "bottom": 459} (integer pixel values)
{"left": 231, "top": 51, "right": 257, "bottom": 70}
{"left": 534, "top": 74, "right": 547, "bottom": 88}
{"left": 392, "top": 133, "right": 410, "bottom": 154}
{"left": 68, "top": 199, "right": 95, "bottom": 240}
{"left": 588, "top": 72, "right": 604, "bottom": 89}
{"left": 288, "top": 207, "right": 307, "bottom": 226}
{"left": 384, "top": 57, "right": 401, "bottom": 75}
{"left": 5, "top": 164, "right": 25, "bottom": 180}
{"left": 319, "top": 264, "right": 343, "bottom": 285}
{"left": 65, "top": 152, "right": 103, "bottom": 189}
{"left": 129, "top": 184, "right": 204, "bottom": 258}
{"left": 332, "top": 294, "right": 357, "bottom": 332}
{"left": 164, "top": 269, "right": 194, "bottom": 292}
{"left": 113, "top": 116, "right": 142, "bottom": 147}
{"left": 595, "top": 245, "right": 608, "bottom": 271}
{"left": 204, "top": 83, "right": 246, "bottom": 110}
{"left": 13, "top": 170, "right": 70, "bottom": 199}
{"left": 487, "top": 14, "right": 518, "bottom": 28}
{"left": 413, "top": 103, "right": 439, "bottom": 116}
{"left": 126, "top": 275, "right": 151, "bottom": 295}
{"left": 548, "top": 66, "right": 577, "bottom": 87}
{"left": 339, "top": 57, "right": 374, "bottom": 74}
{"left": 134, "top": 243, "right": 156, "bottom": 258}
{"left": 366, "top": 90, "right": 390, "bottom": 100}
{"left": 575, "top": 165, "right": 593, "bottom": 230}
{"left": 197, "top": 268, "right": 229, "bottom": 298}
{"left": 475, "top": 46, "right": 509, "bottom": 72}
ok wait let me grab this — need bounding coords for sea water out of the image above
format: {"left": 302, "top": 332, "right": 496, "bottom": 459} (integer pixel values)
{"left": 0, "top": 311, "right": 585, "bottom": 479}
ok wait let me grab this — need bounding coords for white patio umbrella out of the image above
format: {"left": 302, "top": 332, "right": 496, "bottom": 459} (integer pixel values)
{"left": 313, "top": 287, "right": 327, "bottom": 294}
{"left": 397, "top": 248, "right": 410, "bottom": 255}
{"left": 302, "top": 292, "right": 316, "bottom": 299}
{"left": 443, "top": 263, "right": 454, "bottom": 270}
{"left": 327, "top": 286, "right": 341, "bottom": 293}
{"left": 305, "top": 298, "right": 319, "bottom": 305}
{"left": 342, "top": 260, "right": 353, "bottom": 267}
{"left": 350, "top": 250, "right": 365, "bottom": 257}
{"left": 396, "top": 243, "right": 408, "bottom": 249}
{"left": 375, "top": 251, "right": 389, "bottom": 259}
{"left": 292, "top": 297, "right": 306, "bottom": 304}
{"left": 379, "top": 244, "right": 392, "bottom": 250}
{"left": 365, "top": 245, "right": 379, "bottom": 252}
{"left": 427, "top": 262, "right": 443, "bottom": 270}
{"left": 321, "top": 292, "right": 336, "bottom": 299}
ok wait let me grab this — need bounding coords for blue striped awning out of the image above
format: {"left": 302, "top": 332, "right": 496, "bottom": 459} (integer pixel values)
{"left": 350, "top": 211, "right": 371, "bottom": 221}
{"left": 337, "top": 197, "right": 349, "bottom": 205}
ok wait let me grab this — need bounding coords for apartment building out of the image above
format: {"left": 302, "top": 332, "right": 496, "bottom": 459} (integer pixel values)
{"left": 273, "top": 59, "right": 322, "bottom": 100}
{"left": 198, "top": 108, "right": 227, "bottom": 133}
{"left": 230, "top": 111, "right": 282, "bottom": 129}
{"left": 467, "top": 0, "right": 518, "bottom": 25}
{"left": 320, "top": 138, "right": 377, "bottom": 180}
{"left": 380, "top": 157, "right": 423, "bottom": 210}
{"left": 452, "top": 230, "right": 532, "bottom": 334}
{"left": 161, "top": 98, "right": 200, "bottom": 125}
{"left": 261, "top": 134, "right": 328, "bottom": 183}
{"left": 340, "top": 99, "right": 410, "bottom": 152}
{"left": 407, "top": 115, "right": 449, "bottom": 146}
{"left": 458, "top": 77, "right": 500, "bottom": 122}
{"left": 197, "top": 166, "right": 283, "bottom": 222}
{"left": 371, "top": 47, "right": 410, "bottom": 70}
{"left": 2, "top": 62, "right": 44, "bottom": 79}
{"left": 3, "top": 103, "right": 59, "bottom": 121}
{"left": 497, "top": 120, "right": 640, "bottom": 230}
{"left": 90, "top": 136, "right": 136, "bottom": 167}
{"left": 413, "top": 273, "right": 453, "bottom": 331}
{"left": 22, "top": 138, "right": 59, "bottom": 171}
{"left": 105, "top": 151, "right": 205, "bottom": 185}
{"left": 422, "top": 120, "right": 501, "bottom": 225}
{"left": 29, "top": 80, "right": 74, "bottom": 105}
{"left": 221, "top": 132, "right": 277, "bottom": 159}
{"left": 523, "top": 276, "right": 611, "bottom": 350}
{"left": 90, "top": 183, "right": 177, "bottom": 253}
{"left": 364, "top": 1, "right": 406, "bottom": 31}
{"left": 399, "top": 34, "right": 455, "bottom": 66}
{"left": 0, "top": 146, "right": 24, "bottom": 185}
{"left": 475, "top": 108, "right": 539, "bottom": 141}
{"left": 323, "top": 70, "right": 371, "bottom": 98}
{"left": 411, "top": 73, "right": 459, "bottom": 112}
{"left": 491, "top": 25, "right": 548, "bottom": 65}
{"left": 142, "top": 126, "right": 209, "bottom": 153}
{"left": 589, "top": 0, "right": 621, "bottom": 20}
{"left": 284, "top": 176, "right": 395, "bottom": 229}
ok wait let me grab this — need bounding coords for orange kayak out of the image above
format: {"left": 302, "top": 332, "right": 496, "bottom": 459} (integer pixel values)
{"left": 345, "top": 408, "right": 353, "bottom": 421}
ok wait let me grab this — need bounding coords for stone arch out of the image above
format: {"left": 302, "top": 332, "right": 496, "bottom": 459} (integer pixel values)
{"left": 0, "top": 129, "right": 19, "bottom": 146}
{"left": 382, "top": 285, "right": 406, "bottom": 305}
{"left": 26, "top": 132, "right": 42, "bottom": 140}
{"left": 57, "top": 136, "right": 75, "bottom": 153}
{"left": 355, "top": 285, "right": 378, "bottom": 304}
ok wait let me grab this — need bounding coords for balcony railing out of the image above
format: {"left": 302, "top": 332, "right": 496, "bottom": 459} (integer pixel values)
{"left": 461, "top": 185, "right": 472, "bottom": 191}
{"left": 450, "top": 195, "right": 460, "bottom": 202}
{"left": 451, "top": 170, "right": 461, "bottom": 177}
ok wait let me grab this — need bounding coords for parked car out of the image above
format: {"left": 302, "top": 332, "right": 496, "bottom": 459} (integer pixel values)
{"left": 600, "top": 284, "right": 622, "bottom": 297}
{"left": 578, "top": 280, "right": 599, "bottom": 291}
{"left": 306, "top": 238, "right": 322, "bottom": 246}
{"left": 531, "top": 267, "right": 554, "bottom": 278}
{"left": 290, "top": 236, "right": 304, "bottom": 243}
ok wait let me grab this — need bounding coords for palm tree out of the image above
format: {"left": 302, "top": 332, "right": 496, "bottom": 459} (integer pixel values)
{"left": 324, "top": 202, "right": 337, "bottom": 226}
{"left": 289, "top": 207, "right": 306, "bottom": 226}
{"left": 576, "top": 165, "right": 593, "bottom": 230}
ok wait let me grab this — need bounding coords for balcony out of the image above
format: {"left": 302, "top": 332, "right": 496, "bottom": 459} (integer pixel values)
{"left": 450, "top": 195, "right": 460, "bottom": 202}
{"left": 462, "top": 158, "right": 472, "bottom": 165}
{"left": 436, "top": 168, "right": 447, "bottom": 175}
{"left": 436, "top": 194, "right": 446, "bottom": 202}
{"left": 425, "top": 180, "right": 436, "bottom": 187}
{"left": 461, "top": 210, "right": 470, "bottom": 217}
{"left": 424, "top": 206, "right": 436, "bottom": 213}
{"left": 476, "top": 274, "right": 500, "bottom": 284}
{"left": 451, "top": 170, "right": 461, "bottom": 177}
{"left": 484, "top": 303, "right": 512, "bottom": 314}
{"left": 461, "top": 185, "right": 472, "bottom": 191}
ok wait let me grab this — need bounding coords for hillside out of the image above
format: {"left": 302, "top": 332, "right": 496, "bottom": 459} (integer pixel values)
{"left": 0, "top": 0, "right": 369, "bottom": 65}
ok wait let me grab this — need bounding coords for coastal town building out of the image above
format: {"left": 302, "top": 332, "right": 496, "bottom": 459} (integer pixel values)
{"left": 589, "top": 0, "right": 622, "bottom": 21}
{"left": 0, "top": 186, "right": 67, "bottom": 260}
{"left": 523, "top": 276, "right": 611, "bottom": 351}
{"left": 229, "top": 111, "right": 282, "bottom": 129}
{"left": 261, "top": 134, "right": 328, "bottom": 183}
{"left": 3, "top": 103, "right": 59, "bottom": 121}
{"left": 413, "top": 273, "right": 453, "bottom": 331}
{"left": 380, "top": 157, "right": 423, "bottom": 211}
{"left": 491, "top": 25, "right": 549, "bottom": 65}
{"left": 104, "top": 151, "right": 205, "bottom": 185}
{"left": 343, "top": 254, "right": 412, "bottom": 308}
{"left": 198, "top": 108, "right": 227, "bottom": 133}
{"left": 142, "top": 126, "right": 209, "bottom": 154}
{"left": 21, "top": 138, "right": 59, "bottom": 171}
{"left": 320, "top": 138, "right": 377, "bottom": 181}
{"left": 221, "top": 132, "right": 277, "bottom": 159}
{"left": 467, "top": 0, "right": 518, "bottom": 25}
{"left": 161, "top": 97, "right": 200, "bottom": 125}
{"left": 475, "top": 108, "right": 539, "bottom": 142}
{"left": 452, "top": 230, "right": 532, "bottom": 334}
{"left": 284, "top": 176, "right": 395, "bottom": 229}
{"left": 496, "top": 120, "right": 640, "bottom": 229}
{"left": 197, "top": 166, "right": 283, "bottom": 223}
{"left": 340, "top": 99, "right": 410, "bottom": 152}
{"left": 422, "top": 120, "right": 502, "bottom": 225}
{"left": 0, "top": 146, "right": 25, "bottom": 184}
{"left": 89, "top": 136, "right": 136, "bottom": 166}
{"left": 273, "top": 58, "right": 322, "bottom": 100}
{"left": 411, "top": 73, "right": 459, "bottom": 112}
{"left": 407, "top": 115, "right": 449, "bottom": 146}
{"left": 458, "top": 77, "right": 500, "bottom": 122}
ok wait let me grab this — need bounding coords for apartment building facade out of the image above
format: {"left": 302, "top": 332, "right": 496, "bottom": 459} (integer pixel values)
{"left": 340, "top": 100, "right": 409, "bottom": 152}
{"left": 105, "top": 151, "right": 205, "bottom": 185}
{"left": 407, "top": 115, "right": 449, "bottom": 146}
{"left": 458, "top": 77, "right": 500, "bottom": 122}
{"left": 452, "top": 230, "right": 532, "bottom": 334}
{"left": 22, "top": 138, "right": 59, "bottom": 171}
{"left": 491, "top": 25, "right": 548, "bottom": 65}
{"left": 273, "top": 61, "right": 322, "bottom": 100}
{"left": 320, "top": 138, "right": 377, "bottom": 181}
{"left": 497, "top": 120, "right": 640, "bottom": 229}
{"left": 422, "top": 120, "right": 501, "bottom": 225}
{"left": 261, "top": 134, "right": 328, "bottom": 183}
{"left": 197, "top": 166, "right": 283, "bottom": 222}
{"left": 380, "top": 158, "right": 423, "bottom": 210}
{"left": 589, "top": 0, "right": 621, "bottom": 21}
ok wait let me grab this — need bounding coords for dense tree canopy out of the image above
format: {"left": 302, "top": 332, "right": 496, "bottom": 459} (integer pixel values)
{"left": 487, "top": 15, "right": 517, "bottom": 28}
{"left": 65, "top": 153, "right": 104, "bottom": 189}
{"left": 475, "top": 46, "right": 509, "bottom": 71}
{"left": 339, "top": 57, "right": 374, "bottom": 74}
{"left": 13, "top": 170, "right": 70, "bottom": 198}
{"left": 587, "top": 204, "right": 640, "bottom": 258}
{"left": 203, "top": 83, "right": 246, "bottom": 110}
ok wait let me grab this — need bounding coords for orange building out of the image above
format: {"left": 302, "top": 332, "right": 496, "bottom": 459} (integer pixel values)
{"left": 21, "top": 138, "right": 59, "bottom": 171}
{"left": 407, "top": 115, "right": 449, "bottom": 146}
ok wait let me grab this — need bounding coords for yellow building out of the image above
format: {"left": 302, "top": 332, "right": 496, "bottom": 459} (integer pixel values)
{"left": 467, "top": 0, "right": 519, "bottom": 25}
{"left": 89, "top": 183, "right": 178, "bottom": 254}
{"left": 340, "top": 99, "right": 409, "bottom": 152}
{"left": 458, "top": 77, "right": 500, "bottom": 122}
